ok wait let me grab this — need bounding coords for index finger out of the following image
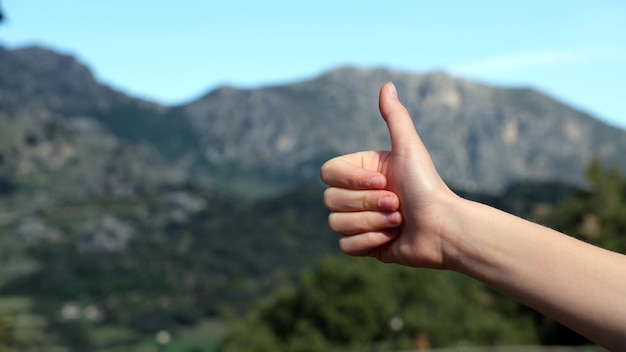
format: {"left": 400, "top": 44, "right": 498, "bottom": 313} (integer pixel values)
{"left": 320, "top": 157, "right": 387, "bottom": 189}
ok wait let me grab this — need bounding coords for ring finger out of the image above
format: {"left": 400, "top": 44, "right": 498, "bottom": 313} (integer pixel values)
{"left": 328, "top": 211, "right": 402, "bottom": 235}
{"left": 324, "top": 188, "right": 399, "bottom": 212}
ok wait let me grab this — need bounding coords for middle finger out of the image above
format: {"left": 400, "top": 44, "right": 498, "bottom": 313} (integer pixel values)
{"left": 324, "top": 188, "right": 400, "bottom": 212}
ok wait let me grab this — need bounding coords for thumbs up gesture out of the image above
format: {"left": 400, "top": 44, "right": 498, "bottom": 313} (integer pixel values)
{"left": 321, "top": 82, "right": 459, "bottom": 269}
{"left": 323, "top": 83, "right": 626, "bottom": 349}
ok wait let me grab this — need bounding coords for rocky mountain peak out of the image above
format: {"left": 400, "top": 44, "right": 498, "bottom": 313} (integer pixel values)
{"left": 181, "top": 66, "right": 626, "bottom": 193}
{"left": 2, "top": 44, "right": 626, "bottom": 196}
{"left": 0, "top": 45, "right": 157, "bottom": 113}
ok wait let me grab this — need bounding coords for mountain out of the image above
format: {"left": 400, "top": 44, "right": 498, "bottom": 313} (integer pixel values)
{"left": 2, "top": 45, "right": 626, "bottom": 196}
{"left": 1, "top": 45, "right": 617, "bottom": 349}
{"left": 181, "top": 67, "right": 626, "bottom": 193}
{"left": 0, "top": 46, "right": 209, "bottom": 201}
{"left": 0, "top": 47, "right": 626, "bottom": 194}
{"left": 0, "top": 46, "right": 132, "bottom": 111}
{"left": 0, "top": 45, "right": 204, "bottom": 172}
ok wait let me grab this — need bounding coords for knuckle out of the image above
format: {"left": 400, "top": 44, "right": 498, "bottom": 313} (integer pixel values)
{"left": 319, "top": 160, "right": 334, "bottom": 183}
{"left": 339, "top": 233, "right": 377, "bottom": 257}
{"left": 361, "top": 232, "right": 376, "bottom": 248}
{"left": 363, "top": 213, "right": 375, "bottom": 229}
{"left": 327, "top": 213, "right": 338, "bottom": 231}
{"left": 322, "top": 188, "right": 335, "bottom": 209}
{"left": 327, "top": 213, "right": 345, "bottom": 233}
{"left": 338, "top": 238, "right": 351, "bottom": 253}
{"left": 361, "top": 194, "right": 372, "bottom": 210}
{"left": 320, "top": 157, "right": 342, "bottom": 184}
{"left": 339, "top": 237, "right": 361, "bottom": 256}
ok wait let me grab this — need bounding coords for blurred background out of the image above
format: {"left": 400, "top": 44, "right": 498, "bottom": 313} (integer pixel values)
{"left": 0, "top": 1, "right": 624, "bottom": 351}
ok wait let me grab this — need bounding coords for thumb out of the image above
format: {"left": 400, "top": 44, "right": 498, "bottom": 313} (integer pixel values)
{"left": 378, "top": 82, "right": 423, "bottom": 158}
{"left": 378, "top": 82, "right": 445, "bottom": 194}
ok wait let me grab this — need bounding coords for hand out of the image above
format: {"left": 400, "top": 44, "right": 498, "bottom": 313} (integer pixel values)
{"left": 322, "top": 84, "right": 626, "bottom": 350}
{"left": 321, "top": 82, "right": 458, "bottom": 269}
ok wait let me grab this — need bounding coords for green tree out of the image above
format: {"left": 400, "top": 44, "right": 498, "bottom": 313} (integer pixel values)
{"left": 531, "top": 159, "right": 626, "bottom": 344}
{"left": 217, "top": 255, "right": 538, "bottom": 351}
{"left": 538, "top": 159, "right": 626, "bottom": 254}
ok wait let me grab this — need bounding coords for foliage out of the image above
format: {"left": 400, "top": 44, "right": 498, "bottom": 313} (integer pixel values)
{"left": 0, "top": 181, "right": 336, "bottom": 351}
{"left": 0, "top": 100, "right": 615, "bottom": 350}
{"left": 531, "top": 159, "right": 626, "bottom": 344}
{"left": 0, "top": 296, "right": 69, "bottom": 351}
{"left": 215, "top": 164, "right": 626, "bottom": 351}
{"left": 457, "top": 181, "right": 578, "bottom": 219}
{"left": 88, "top": 106, "right": 203, "bottom": 162}
{"left": 537, "top": 159, "right": 626, "bottom": 254}
{"left": 0, "top": 172, "right": 600, "bottom": 351}
{"left": 3, "top": 42, "right": 624, "bottom": 351}
{"left": 217, "top": 256, "right": 539, "bottom": 351}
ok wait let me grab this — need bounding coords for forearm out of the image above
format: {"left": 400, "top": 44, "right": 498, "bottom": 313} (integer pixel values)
{"left": 322, "top": 82, "right": 626, "bottom": 348}
{"left": 446, "top": 198, "right": 626, "bottom": 350}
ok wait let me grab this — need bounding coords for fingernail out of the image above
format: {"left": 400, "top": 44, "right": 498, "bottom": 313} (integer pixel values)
{"left": 379, "top": 196, "right": 396, "bottom": 210}
{"left": 387, "top": 82, "right": 397, "bottom": 98}
{"left": 384, "top": 212, "right": 402, "bottom": 226}
{"left": 367, "top": 175, "right": 385, "bottom": 188}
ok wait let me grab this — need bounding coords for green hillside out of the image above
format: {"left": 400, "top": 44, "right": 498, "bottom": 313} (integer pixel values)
{"left": 2, "top": 45, "right": 625, "bottom": 350}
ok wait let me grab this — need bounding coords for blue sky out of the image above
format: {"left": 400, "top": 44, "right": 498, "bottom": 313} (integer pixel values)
{"left": 1, "top": 0, "right": 625, "bottom": 128}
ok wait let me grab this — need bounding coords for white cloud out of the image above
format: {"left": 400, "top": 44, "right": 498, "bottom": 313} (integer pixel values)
{"left": 447, "top": 47, "right": 626, "bottom": 76}
{"left": 447, "top": 50, "right": 587, "bottom": 75}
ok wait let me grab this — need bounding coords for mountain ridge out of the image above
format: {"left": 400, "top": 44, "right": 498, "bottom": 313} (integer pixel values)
{"left": 180, "top": 65, "right": 626, "bottom": 193}
{"left": 0, "top": 44, "right": 622, "bottom": 349}
{"left": 2, "top": 45, "right": 626, "bottom": 196}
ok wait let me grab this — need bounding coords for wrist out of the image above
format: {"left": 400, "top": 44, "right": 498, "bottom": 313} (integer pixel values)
{"left": 437, "top": 193, "right": 470, "bottom": 271}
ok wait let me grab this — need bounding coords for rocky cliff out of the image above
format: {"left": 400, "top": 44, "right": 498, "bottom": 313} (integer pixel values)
{"left": 181, "top": 67, "right": 626, "bottom": 193}
{"left": 2, "top": 45, "right": 626, "bottom": 196}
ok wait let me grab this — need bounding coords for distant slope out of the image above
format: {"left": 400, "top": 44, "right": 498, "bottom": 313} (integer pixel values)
{"left": 181, "top": 67, "right": 626, "bottom": 193}
{"left": 0, "top": 46, "right": 202, "bottom": 164}
{"left": 2, "top": 45, "right": 626, "bottom": 196}
{"left": 0, "top": 44, "right": 619, "bottom": 348}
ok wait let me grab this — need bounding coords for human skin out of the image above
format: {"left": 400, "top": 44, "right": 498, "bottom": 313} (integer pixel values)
{"left": 320, "top": 82, "right": 626, "bottom": 350}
